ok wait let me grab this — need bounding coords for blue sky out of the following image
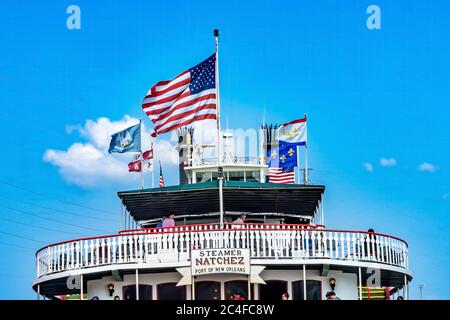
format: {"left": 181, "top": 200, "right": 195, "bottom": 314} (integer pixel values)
{"left": 0, "top": 0, "right": 449, "bottom": 299}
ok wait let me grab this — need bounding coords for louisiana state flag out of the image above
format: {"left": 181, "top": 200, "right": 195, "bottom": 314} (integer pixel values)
{"left": 108, "top": 122, "right": 141, "bottom": 154}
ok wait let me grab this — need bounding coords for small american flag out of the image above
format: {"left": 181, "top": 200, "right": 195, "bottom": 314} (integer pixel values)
{"left": 142, "top": 54, "right": 217, "bottom": 135}
{"left": 268, "top": 167, "right": 295, "bottom": 184}
{"left": 159, "top": 161, "right": 165, "bottom": 187}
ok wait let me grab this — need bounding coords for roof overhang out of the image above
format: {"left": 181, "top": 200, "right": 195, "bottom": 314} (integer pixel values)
{"left": 118, "top": 181, "right": 325, "bottom": 221}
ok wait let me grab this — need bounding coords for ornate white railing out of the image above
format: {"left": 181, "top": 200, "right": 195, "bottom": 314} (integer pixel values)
{"left": 35, "top": 223, "right": 408, "bottom": 278}
{"left": 192, "top": 156, "right": 262, "bottom": 166}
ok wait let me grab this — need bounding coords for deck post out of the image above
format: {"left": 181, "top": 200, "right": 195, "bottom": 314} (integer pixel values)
{"left": 120, "top": 200, "right": 123, "bottom": 230}
{"left": 219, "top": 177, "right": 224, "bottom": 227}
{"left": 248, "top": 275, "right": 252, "bottom": 300}
{"left": 136, "top": 269, "right": 139, "bottom": 300}
{"left": 358, "top": 267, "right": 362, "bottom": 300}
{"left": 404, "top": 274, "right": 408, "bottom": 300}
{"left": 80, "top": 274, "right": 84, "bottom": 300}
{"left": 303, "top": 264, "right": 307, "bottom": 300}
{"left": 37, "top": 284, "right": 40, "bottom": 300}
{"left": 321, "top": 193, "right": 325, "bottom": 226}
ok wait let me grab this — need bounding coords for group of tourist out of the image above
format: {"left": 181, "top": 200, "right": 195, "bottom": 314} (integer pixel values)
{"left": 91, "top": 291, "right": 403, "bottom": 300}
{"left": 156, "top": 212, "right": 247, "bottom": 228}
{"left": 228, "top": 291, "right": 341, "bottom": 300}
{"left": 281, "top": 291, "right": 341, "bottom": 300}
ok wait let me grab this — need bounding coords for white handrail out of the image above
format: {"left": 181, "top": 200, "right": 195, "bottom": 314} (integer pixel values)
{"left": 35, "top": 225, "right": 409, "bottom": 278}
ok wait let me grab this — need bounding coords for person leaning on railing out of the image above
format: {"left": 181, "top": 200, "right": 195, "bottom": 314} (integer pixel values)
{"left": 233, "top": 214, "right": 246, "bottom": 224}
{"left": 232, "top": 214, "right": 247, "bottom": 231}
{"left": 365, "top": 229, "right": 378, "bottom": 258}
{"left": 162, "top": 212, "right": 176, "bottom": 228}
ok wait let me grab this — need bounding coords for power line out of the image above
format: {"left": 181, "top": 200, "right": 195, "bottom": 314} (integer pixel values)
{"left": 0, "top": 215, "right": 88, "bottom": 237}
{"left": 0, "top": 204, "right": 108, "bottom": 233}
{"left": 0, "top": 230, "right": 46, "bottom": 245}
{"left": 0, "top": 241, "right": 35, "bottom": 251}
{"left": 0, "top": 194, "right": 118, "bottom": 222}
{"left": 0, "top": 180, "right": 117, "bottom": 216}
{"left": 56, "top": 198, "right": 118, "bottom": 216}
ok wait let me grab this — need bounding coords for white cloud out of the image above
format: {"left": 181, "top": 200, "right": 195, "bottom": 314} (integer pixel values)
{"left": 44, "top": 114, "right": 264, "bottom": 187}
{"left": 418, "top": 162, "right": 438, "bottom": 173}
{"left": 44, "top": 115, "right": 180, "bottom": 187}
{"left": 362, "top": 162, "right": 374, "bottom": 172}
{"left": 380, "top": 157, "right": 397, "bottom": 167}
{"left": 44, "top": 142, "right": 131, "bottom": 187}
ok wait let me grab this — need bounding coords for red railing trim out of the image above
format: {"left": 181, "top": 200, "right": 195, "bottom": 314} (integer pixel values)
{"left": 35, "top": 223, "right": 408, "bottom": 256}
{"left": 118, "top": 222, "right": 325, "bottom": 234}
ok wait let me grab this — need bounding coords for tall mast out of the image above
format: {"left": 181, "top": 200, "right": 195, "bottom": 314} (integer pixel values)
{"left": 304, "top": 113, "right": 309, "bottom": 184}
{"left": 214, "top": 29, "right": 224, "bottom": 228}
{"left": 140, "top": 118, "right": 144, "bottom": 190}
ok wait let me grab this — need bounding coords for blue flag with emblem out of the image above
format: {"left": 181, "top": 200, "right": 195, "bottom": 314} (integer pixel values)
{"left": 108, "top": 122, "right": 141, "bottom": 153}
{"left": 267, "top": 141, "right": 298, "bottom": 169}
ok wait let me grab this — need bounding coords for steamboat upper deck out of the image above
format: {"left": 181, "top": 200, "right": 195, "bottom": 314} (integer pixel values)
{"left": 32, "top": 181, "right": 412, "bottom": 300}
{"left": 32, "top": 128, "right": 412, "bottom": 300}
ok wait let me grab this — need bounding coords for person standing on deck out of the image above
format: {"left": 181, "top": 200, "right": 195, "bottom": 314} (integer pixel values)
{"left": 230, "top": 291, "right": 246, "bottom": 300}
{"left": 233, "top": 214, "right": 246, "bottom": 224}
{"left": 162, "top": 212, "right": 176, "bottom": 228}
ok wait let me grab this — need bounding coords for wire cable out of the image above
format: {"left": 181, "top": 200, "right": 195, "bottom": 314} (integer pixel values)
{"left": 0, "top": 215, "right": 90, "bottom": 237}
{"left": 0, "top": 204, "right": 108, "bottom": 233}
{"left": 0, "top": 230, "right": 46, "bottom": 245}
{"left": 0, "top": 180, "right": 117, "bottom": 216}
{"left": 0, "top": 241, "right": 35, "bottom": 251}
{"left": 0, "top": 194, "right": 118, "bottom": 222}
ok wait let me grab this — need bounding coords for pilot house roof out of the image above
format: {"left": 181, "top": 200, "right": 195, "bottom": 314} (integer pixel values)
{"left": 118, "top": 181, "right": 325, "bottom": 221}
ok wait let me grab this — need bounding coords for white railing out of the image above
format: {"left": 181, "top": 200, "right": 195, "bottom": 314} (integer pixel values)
{"left": 35, "top": 224, "right": 408, "bottom": 278}
{"left": 192, "top": 156, "right": 262, "bottom": 166}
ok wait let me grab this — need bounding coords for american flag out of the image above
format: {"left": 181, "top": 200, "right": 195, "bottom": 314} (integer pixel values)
{"left": 142, "top": 54, "right": 217, "bottom": 136}
{"left": 159, "top": 161, "right": 165, "bottom": 187}
{"left": 268, "top": 167, "right": 295, "bottom": 184}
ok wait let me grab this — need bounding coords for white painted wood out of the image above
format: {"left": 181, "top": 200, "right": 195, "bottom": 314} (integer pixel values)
{"left": 35, "top": 224, "right": 409, "bottom": 280}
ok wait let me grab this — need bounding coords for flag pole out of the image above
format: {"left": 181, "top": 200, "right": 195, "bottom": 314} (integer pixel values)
{"left": 151, "top": 142, "right": 155, "bottom": 188}
{"left": 296, "top": 144, "right": 301, "bottom": 184}
{"left": 304, "top": 113, "right": 308, "bottom": 184}
{"left": 140, "top": 118, "right": 144, "bottom": 190}
{"left": 159, "top": 160, "right": 163, "bottom": 187}
{"left": 214, "top": 29, "right": 224, "bottom": 228}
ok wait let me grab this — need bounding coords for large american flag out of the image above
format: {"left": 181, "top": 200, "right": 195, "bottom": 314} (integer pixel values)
{"left": 142, "top": 54, "right": 217, "bottom": 135}
{"left": 268, "top": 167, "right": 295, "bottom": 184}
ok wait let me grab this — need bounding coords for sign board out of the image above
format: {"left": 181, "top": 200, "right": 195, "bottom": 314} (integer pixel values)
{"left": 191, "top": 249, "right": 250, "bottom": 276}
